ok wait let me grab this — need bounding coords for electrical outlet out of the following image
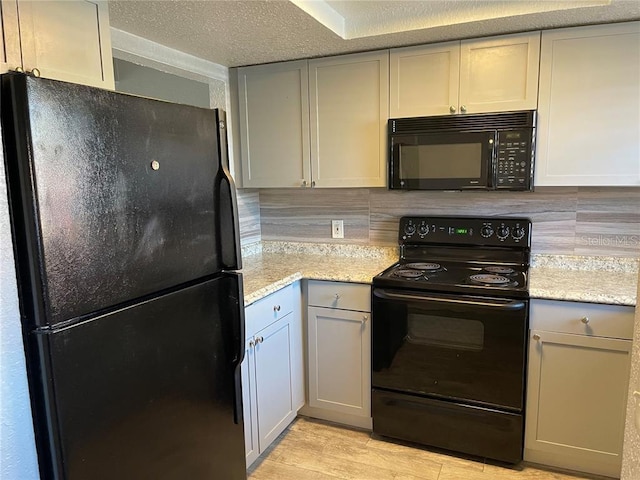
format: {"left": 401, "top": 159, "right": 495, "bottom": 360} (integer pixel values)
{"left": 331, "top": 220, "right": 344, "bottom": 239}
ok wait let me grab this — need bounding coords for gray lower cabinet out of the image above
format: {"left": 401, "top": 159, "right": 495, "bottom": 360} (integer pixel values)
{"left": 302, "top": 280, "right": 372, "bottom": 429}
{"left": 242, "top": 283, "right": 304, "bottom": 467}
{"left": 525, "top": 299, "right": 634, "bottom": 478}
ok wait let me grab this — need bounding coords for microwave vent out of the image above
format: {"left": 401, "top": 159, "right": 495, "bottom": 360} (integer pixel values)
{"left": 390, "top": 111, "right": 536, "bottom": 133}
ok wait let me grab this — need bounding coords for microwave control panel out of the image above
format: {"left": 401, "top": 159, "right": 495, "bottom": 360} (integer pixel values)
{"left": 495, "top": 130, "right": 534, "bottom": 190}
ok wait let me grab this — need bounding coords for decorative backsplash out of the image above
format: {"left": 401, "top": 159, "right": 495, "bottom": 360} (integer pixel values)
{"left": 242, "top": 186, "right": 640, "bottom": 257}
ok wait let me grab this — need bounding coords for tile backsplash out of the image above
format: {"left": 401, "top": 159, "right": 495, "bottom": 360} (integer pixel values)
{"left": 243, "top": 187, "right": 640, "bottom": 257}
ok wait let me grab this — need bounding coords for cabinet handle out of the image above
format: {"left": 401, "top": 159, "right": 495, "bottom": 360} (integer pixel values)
{"left": 249, "top": 340, "right": 255, "bottom": 348}
{"left": 273, "top": 305, "right": 281, "bottom": 312}
{"left": 449, "top": 105, "right": 456, "bottom": 113}
{"left": 15, "top": 66, "right": 24, "bottom": 73}
{"left": 29, "top": 68, "right": 41, "bottom": 78}
{"left": 532, "top": 334, "right": 540, "bottom": 341}
{"left": 301, "top": 180, "right": 307, "bottom": 187}
{"left": 460, "top": 105, "right": 467, "bottom": 113}
{"left": 581, "top": 316, "right": 590, "bottom": 324}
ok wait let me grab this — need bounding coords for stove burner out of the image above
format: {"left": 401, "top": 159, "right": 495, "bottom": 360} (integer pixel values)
{"left": 470, "top": 274, "right": 511, "bottom": 285}
{"left": 483, "top": 266, "right": 516, "bottom": 275}
{"left": 393, "top": 269, "right": 425, "bottom": 279}
{"left": 404, "top": 262, "right": 442, "bottom": 271}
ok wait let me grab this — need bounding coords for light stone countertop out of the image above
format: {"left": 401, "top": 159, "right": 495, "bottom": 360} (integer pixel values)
{"left": 240, "top": 243, "right": 638, "bottom": 307}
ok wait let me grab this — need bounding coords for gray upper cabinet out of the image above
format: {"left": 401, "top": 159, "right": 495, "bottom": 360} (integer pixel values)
{"left": 390, "top": 32, "right": 540, "bottom": 117}
{"left": 535, "top": 22, "right": 640, "bottom": 186}
{"left": 237, "top": 51, "right": 388, "bottom": 188}
{"left": 309, "top": 51, "right": 389, "bottom": 188}
{"left": 0, "top": 0, "right": 114, "bottom": 90}
{"left": 237, "top": 60, "right": 311, "bottom": 188}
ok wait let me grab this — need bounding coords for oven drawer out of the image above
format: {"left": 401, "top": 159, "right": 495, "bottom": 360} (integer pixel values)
{"left": 372, "top": 389, "right": 523, "bottom": 463}
{"left": 530, "top": 300, "right": 634, "bottom": 340}
{"left": 307, "top": 281, "right": 370, "bottom": 312}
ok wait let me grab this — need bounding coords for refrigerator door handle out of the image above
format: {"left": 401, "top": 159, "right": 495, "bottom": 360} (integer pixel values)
{"left": 215, "top": 109, "right": 242, "bottom": 271}
{"left": 231, "top": 273, "right": 246, "bottom": 425}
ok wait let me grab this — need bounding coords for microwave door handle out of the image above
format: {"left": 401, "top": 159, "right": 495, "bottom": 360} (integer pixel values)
{"left": 373, "top": 289, "right": 525, "bottom": 310}
{"left": 488, "top": 133, "right": 497, "bottom": 189}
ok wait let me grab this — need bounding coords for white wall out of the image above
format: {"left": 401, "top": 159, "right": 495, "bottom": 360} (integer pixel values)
{"left": 0, "top": 145, "right": 40, "bottom": 479}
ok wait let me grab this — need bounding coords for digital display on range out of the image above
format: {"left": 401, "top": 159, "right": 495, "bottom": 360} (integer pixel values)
{"left": 455, "top": 228, "right": 468, "bottom": 235}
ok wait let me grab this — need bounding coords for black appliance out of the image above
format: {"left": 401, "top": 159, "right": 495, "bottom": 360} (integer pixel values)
{"left": 371, "top": 215, "right": 531, "bottom": 464}
{"left": 1, "top": 74, "right": 246, "bottom": 479}
{"left": 388, "top": 111, "right": 536, "bottom": 191}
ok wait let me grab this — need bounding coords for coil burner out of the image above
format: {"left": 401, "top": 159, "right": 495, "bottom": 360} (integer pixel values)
{"left": 469, "top": 274, "right": 512, "bottom": 285}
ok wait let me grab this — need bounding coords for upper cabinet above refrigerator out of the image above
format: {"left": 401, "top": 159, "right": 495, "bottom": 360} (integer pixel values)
{"left": 0, "top": 0, "right": 114, "bottom": 89}
{"left": 389, "top": 32, "right": 541, "bottom": 117}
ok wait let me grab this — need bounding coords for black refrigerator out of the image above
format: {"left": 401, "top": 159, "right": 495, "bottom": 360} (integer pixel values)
{"left": 1, "top": 73, "right": 246, "bottom": 479}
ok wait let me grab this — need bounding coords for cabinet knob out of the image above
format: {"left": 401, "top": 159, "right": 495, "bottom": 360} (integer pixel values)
{"left": 334, "top": 293, "right": 340, "bottom": 300}
{"left": 29, "top": 68, "right": 41, "bottom": 78}
{"left": 581, "top": 316, "right": 590, "bottom": 324}
{"left": 311, "top": 181, "right": 316, "bottom": 187}
{"left": 302, "top": 180, "right": 307, "bottom": 187}
{"left": 15, "top": 66, "right": 24, "bottom": 73}
{"left": 449, "top": 105, "right": 456, "bottom": 113}
{"left": 460, "top": 105, "right": 467, "bottom": 113}
{"left": 361, "top": 315, "right": 369, "bottom": 323}
{"left": 273, "top": 305, "right": 281, "bottom": 312}
{"left": 256, "top": 336, "right": 263, "bottom": 344}
{"left": 249, "top": 340, "right": 255, "bottom": 348}
{"left": 532, "top": 333, "right": 540, "bottom": 341}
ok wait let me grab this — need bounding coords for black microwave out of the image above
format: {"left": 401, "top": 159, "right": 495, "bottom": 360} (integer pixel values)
{"left": 389, "top": 111, "right": 536, "bottom": 191}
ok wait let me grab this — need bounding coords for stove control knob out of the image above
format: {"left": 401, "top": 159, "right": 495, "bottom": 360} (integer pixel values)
{"left": 512, "top": 227, "right": 526, "bottom": 240}
{"left": 418, "top": 224, "right": 429, "bottom": 236}
{"left": 404, "top": 223, "right": 416, "bottom": 235}
{"left": 480, "top": 226, "right": 494, "bottom": 238}
{"left": 497, "top": 226, "right": 510, "bottom": 239}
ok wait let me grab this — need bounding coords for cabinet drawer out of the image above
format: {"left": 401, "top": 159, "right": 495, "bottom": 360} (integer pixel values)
{"left": 307, "top": 281, "right": 370, "bottom": 312}
{"left": 530, "top": 299, "right": 635, "bottom": 340}
{"left": 246, "top": 284, "right": 295, "bottom": 337}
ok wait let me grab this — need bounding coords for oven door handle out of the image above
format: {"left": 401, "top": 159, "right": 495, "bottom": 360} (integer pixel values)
{"left": 373, "top": 289, "right": 526, "bottom": 310}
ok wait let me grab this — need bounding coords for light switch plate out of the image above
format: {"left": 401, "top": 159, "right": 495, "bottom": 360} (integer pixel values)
{"left": 332, "top": 220, "right": 344, "bottom": 239}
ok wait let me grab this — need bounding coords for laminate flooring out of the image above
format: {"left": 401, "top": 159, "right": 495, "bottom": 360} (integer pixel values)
{"left": 248, "top": 417, "right": 608, "bottom": 480}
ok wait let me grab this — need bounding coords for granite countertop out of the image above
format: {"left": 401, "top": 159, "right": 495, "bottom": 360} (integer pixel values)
{"left": 240, "top": 243, "right": 639, "bottom": 307}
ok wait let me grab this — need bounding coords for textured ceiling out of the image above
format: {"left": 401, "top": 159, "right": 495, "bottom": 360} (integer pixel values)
{"left": 108, "top": 0, "right": 640, "bottom": 68}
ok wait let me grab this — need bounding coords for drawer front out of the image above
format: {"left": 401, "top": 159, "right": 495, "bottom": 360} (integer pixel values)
{"left": 308, "top": 281, "right": 370, "bottom": 312}
{"left": 246, "top": 284, "right": 295, "bottom": 337}
{"left": 530, "top": 299, "right": 635, "bottom": 339}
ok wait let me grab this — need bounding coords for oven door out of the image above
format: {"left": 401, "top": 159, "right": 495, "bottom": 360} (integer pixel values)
{"left": 372, "top": 288, "right": 527, "bottom": 410}
{"left": 389, "top": 131, "right": 496, "bottom": 190}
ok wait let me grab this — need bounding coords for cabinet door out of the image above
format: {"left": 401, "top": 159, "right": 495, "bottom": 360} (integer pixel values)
{"left": 309, "top": 51, "right": 388, "bottom": 187}
{"left": 254, "top": 314, "right": 296, "bottom": 451}
{"left": 0, "top": 0, "right": 21, "bottom": 74}
{"left": 459, "top": 32, "right": 540, "bottom": 113}
{"left": 17, "top": 0, "right": 114, "bottom": 89}
{"left": 535, "top": 22, "right": 640, "bottom": 186}
{"left": 308, "top": 306, "right": 371, "bottom": 417}
{"left": 389, "top": 42, "right": 460, "bottom": 117}
{"left": 238, "top": 60, "right": 311, "bottom": 188}
{"left": 525, "top": 330, "right": 632, "bottom": 478}
{"left": 241, "top": 338, "right": 259, "bottom": 467}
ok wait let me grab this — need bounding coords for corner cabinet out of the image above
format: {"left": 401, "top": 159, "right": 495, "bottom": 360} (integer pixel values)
{"left": 237, "top": 51, "right": 388, "bottom": 188}
{"left": 242, "top": 283, "right": 304, "bottom": 467}
{"left": 389, "top": 32, "right": 540, "bottom": 117}
{"left": 237, "top": 61, "right": 310, "bottom": 188}
{"left": 302, "top": 281, "right": 372, "bottom": 429}
{"left": 525, "top": 299, "right": 634, "bottom": 478}
{"left": 535, "top": 22, "right": 640, "bottom": 186}
{"left": 0, "top": 0, "right": 114, "bottom": 89}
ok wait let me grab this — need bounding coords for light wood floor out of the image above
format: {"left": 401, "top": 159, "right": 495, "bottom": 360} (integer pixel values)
{"left": 248, "top": 417, "right": 607, "bottom": 480}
